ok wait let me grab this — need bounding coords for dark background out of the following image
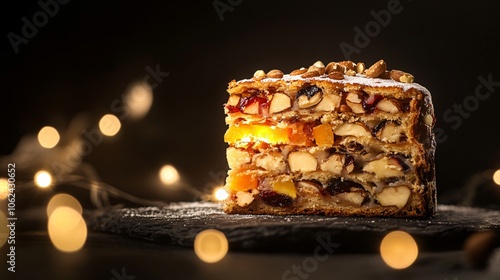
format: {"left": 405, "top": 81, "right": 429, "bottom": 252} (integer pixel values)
{"left": 1, "top": 0, "right": 500, "bottom": 208}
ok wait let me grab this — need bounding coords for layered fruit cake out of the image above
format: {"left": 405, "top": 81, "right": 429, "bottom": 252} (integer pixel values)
{"left": 222, "top": 59, "right": 436, "bottom": 217}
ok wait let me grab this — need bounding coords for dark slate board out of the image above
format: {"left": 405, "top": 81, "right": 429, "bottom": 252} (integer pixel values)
{"left": 87, "top": 202, "right": 500, "bottom": 252}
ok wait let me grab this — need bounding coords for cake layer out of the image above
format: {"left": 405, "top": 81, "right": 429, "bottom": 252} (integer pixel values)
{"left": 224, "top": 74, "right": 431, "bottom": 123}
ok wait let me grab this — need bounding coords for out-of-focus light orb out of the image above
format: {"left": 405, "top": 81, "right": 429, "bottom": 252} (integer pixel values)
{"left": 213, "top": 187, "right": 229, "bottom": 201}
{"left": 47, "top": 193, "right": 83, "bottom": 217}
{"left": 38, "top": 126, "right": 60, "bottom": 149}
{"left": 126, "top": 83, "right": 153, "bottom": 119}
{"left": 48, "top": 207, "right": 87, "bottom": 253}
{"left": 159, "top": 164, "right": 180, "bottom": 185}
{"left": 0, "top": 178, "right": 8, "bottom": 200}
{"left": 34, "top": 170, "right": 52, "bottom": 188}
{"left": 493, "top": 169, "right": 500, "bottom": 186}
{"left": 99, "top": 114, "right": 121, "bottom": 136}
{"left": 0, "top": 211, "right": 7, "bottom": 248}
{"left": 380, "top": 230, "right": 419, "bottom": 269}
{"left": 194, "top": 229, "right": 228, "bottom": 263}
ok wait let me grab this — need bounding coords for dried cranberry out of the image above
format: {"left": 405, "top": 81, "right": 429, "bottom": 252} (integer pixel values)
{"left": 362, "top": 94, "right": 383, "bottom": 113}
{"left": 225, "top": 105, "right": 240, "bottom": 113}
{"left": 239, "top": 96, "right": 268, "bottom": 113}
{"left": 325, "top": 178, "right": 363, "bottom": 196}
{"left": 259, "top": 190, "right": 293, "bottom": 207}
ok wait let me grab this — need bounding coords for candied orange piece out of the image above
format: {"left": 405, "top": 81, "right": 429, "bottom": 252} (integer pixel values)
{"left": 313, "top": 123, "right": 334, "bottom": 147}
{"left": 224, "top": 124, "right": 291, "bottom": 144}
{"left": 272, "top": 180, "right": 297, "bottom": 199}
{"left": 289, "top": 123, "right": 310, "bottom": 146}
{"left": 227, "top": 172, "right": 258, "bottom": 192}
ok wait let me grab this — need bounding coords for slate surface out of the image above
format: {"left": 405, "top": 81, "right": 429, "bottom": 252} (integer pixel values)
{"left": 87, "top": 202, "right": 500, "bottom": 252}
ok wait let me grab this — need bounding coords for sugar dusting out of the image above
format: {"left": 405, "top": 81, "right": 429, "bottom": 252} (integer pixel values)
{"left": 237, "top": 74, "right": 429, "bottom": 93}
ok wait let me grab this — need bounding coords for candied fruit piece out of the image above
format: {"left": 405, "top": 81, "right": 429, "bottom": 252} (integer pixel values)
{"left": 325, "top": 178, "right": 364, "bottom": 196}
{"left": 312, "top": 123, "right": 334, "bottom": 147}
{"left": 289, "top": 122, "right": 315, "bottom": 146}
{"left": 224, "top": 124, "right": 291, "bottom": 144}
{"left": 296, "top": 85, "right": 321, "bottom": 100}
{"left": 259, "top": 190, "right": 293, "bottom": 207}
{"left": 272, "top": 180, "right": 297, "bottom": 199}
{"left": 227, "top": 172, "right": 258, "bottom": 192}
{"left": 252, "top": 125, "right": 291, "bottom": 144}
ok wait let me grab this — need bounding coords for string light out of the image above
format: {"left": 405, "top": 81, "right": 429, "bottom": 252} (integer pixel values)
{"left": 380, "top": 230, "right": 418, "bottom": 269}
{"left": 38, "top": 126, "right": 60, "bottom": 149}
{"left": 0, "top": 211, "right": 7, "bottom": 248}
{"left": 47, "top": 193, "right": 83, "bottom": 217}
{"left": 194, "top": 229, "right": 228, "bottom": 263}
{"left": 0, "top": 178, "right": 8, "bottom": 200}
{"left": 159, "top": 164, "right": 180, "bottom": 185}
{"left": 48, "top": 206, "right": 87, "bottom": 253}
{"left": 99, "top": 114, "right": 121, "bottom": 136}
{"left": 126, "top": 83, "right": 153, "bottom": 119}
{"left": 213, "top": 187, "right": 229, "bottom": 201}
{"left": 493, "top": 169, "right": 500, "bottom": 186}
{"left": 34, "top": 170, "right": 53, "bottom": 188}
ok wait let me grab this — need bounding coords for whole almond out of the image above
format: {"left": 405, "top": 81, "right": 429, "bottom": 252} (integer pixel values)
{"left": 346, "top": 69, "right": 356, "bottom": 76}
{"left": 365, "top": 60, "right": 387, "bottom": 78}
{"left": 302, "top": 70, "right": 320, "bottom": 78}
{"left": 356, "top": 62, "right": 365, "bottom": 74}
{"left": 379, "top": 70, "right": 391, "bottom": 79}
{"left": 339, "top": 61, "right": 355, "bottom": 71}
{"left": 328, "top": 72, "right": 344, "bottom": 80}
{"left": 308, "top": 65, "right": 326, "bottom": 75}
{"left": 313, "top": 60, "right": 325, "bottom": 68}
{"left": 325, "top": 62, "right": 346, "bottom": 74}
{"left": 390, "top": 69, "right": 414, "bottom": 83}
{"left": 290, "top": 68, "right": 307, "bottom": 76}
{"left": 267, "top": 69, "right": 284, "bottom": 78}
{"left": 253, "top": 70, "right": 266, "bottom": 80}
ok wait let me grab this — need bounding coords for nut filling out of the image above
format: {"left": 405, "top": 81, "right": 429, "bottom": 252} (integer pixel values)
{"left": 223, "top": 59, "right": 436, "bottom": 217}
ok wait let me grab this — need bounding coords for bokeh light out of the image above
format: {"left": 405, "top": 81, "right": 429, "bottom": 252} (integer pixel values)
{"left": 48, "top": 207, "right": 87, "bottom": 253}
{"left": 34, "top": 170, "right": 53, "bottom": 188}
{"left": 0, "top": 211, "right": 7, "bottom": 248}
{"left": 47, "top": 193, "right": 83, "bottom": 217}
{"left": 213, "top": 187, "right": 229, "bottom": 201}
{"left": 194, "top": 229, "right": 228, "bottom": 263}
{"left": 38, "top": 126, "right": 60, "bottom": 149}
{"left": 0, "top": 178, "right": 8, "bottom": 200}
{"left": 493, "top": 169, "right": 500, "bottom": 186}
{"left": 126, "top": 83, "right": 153, "bottom": 119}
{"left": 99, "top": 114, "right": 121, "bottom": 136}
{"left": 380, "top": 230, "right": 419, "bottom": 269}
{"left": 159, "top": 164, "right": 180, "bottom": 185}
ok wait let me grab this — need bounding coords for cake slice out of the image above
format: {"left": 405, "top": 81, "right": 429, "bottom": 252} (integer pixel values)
{"left": 222, "top": 60, "right": 436, "bottom": 217}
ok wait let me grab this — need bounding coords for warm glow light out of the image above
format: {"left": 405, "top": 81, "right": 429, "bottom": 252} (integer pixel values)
{"left": 213, "top": 187, "right": 229, "bottom": 201}
{"left": 126, "top": 83, "right": 153, "bottom": 119}
{"left": 0, "top": 178, "right": 8, "bottom": 200}
{"left": 159, "top": 164, "right": 180, "bottom": 185}
{"left": 47, "top": 193, "right": 83, "bottom": 217}
{"left": 194, "top": 229, "right": 228, "bottom": 263}
{"left": 34, "top": 170, "right": 53, "bottom": 188}
{"left": 0, "top": 211, "right": 7, "bottom": 248}
{"left": 380, "top": 231, "right": 419, "bottom": 269}
{"left": 493, "top": 169, "right": 500, "bottom": 186}
{"left": 38, "top": 126, "right": 60, "bottom": 149}
{"left": 48, "top": 207, "right": 87, "bottom": 253}
{"left": 99, "top": 114, "right": 121, "bottom": 136}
